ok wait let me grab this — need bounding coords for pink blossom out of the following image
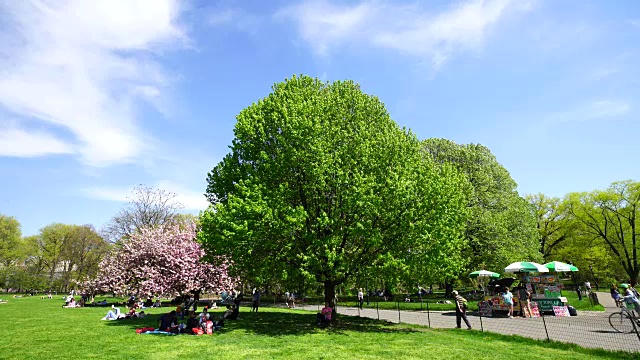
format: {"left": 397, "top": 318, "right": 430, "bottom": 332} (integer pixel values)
{"left": 85, "top": 222, "right": 237, "bottom": 298}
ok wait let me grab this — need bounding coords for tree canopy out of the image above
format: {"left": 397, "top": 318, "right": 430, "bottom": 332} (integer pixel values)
{"left": 102, "top": 185, "right": 184, "bottom": 242}
{"left": 199, "top": 75, "right": 468, "bottom": 306}
{"left": 89, "top": 222, "right": 234, "bottom": 298}
{"left": 566, "top": 180, "right": 640, "bottom": 285}
{"left": 422, "top": 138, "right": 541, "bottom": 273}
{"left": 0, "top": 214, "right": 22, "bottom": 268}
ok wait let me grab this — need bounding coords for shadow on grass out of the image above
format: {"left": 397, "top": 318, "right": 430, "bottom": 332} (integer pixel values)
{"left": 104, "top": 308, "right": 419, "bottom": 337}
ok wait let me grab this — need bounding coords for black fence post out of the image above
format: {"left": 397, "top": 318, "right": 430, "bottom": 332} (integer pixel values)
{"left": 376, "top": 300, "right": 380, "bottom": 320}
{"left": 397, "top": 301, "right": 401, "bottom": 323}
{"left": 426, "top": 301, "right": 431, "bottom": 328}
{"left": 478, "top": 307, "right": 484, "bottom": 332}
{"left": 541, "top": 310, "right": 550, "bottom": 342}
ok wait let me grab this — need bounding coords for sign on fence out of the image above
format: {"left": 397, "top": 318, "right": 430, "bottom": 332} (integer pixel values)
{"left": 530, "top": 302, "right": 541, "bottom": 318}
{"left": 553, "top": 305, "right": 570, "bottom": 317}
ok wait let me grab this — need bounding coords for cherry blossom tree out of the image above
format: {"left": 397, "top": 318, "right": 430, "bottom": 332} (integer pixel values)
{"left": 87, "top": 221, "right": 235, "bottom": 298}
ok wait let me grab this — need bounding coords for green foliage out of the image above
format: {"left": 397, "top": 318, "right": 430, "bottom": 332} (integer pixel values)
{"left": 422, "top": 139, "right": 541, "bottom": 274}
{"left": 0, "top": 214, "right": 22, "bottom": 268}
{"left": 565, "top": 181, "right": 640, "bottom": 285}
{"left": 200, "top": 75, "right": 468, "bottom": 304}
{"left": 527, "top": 194, "right": 575, "bottom": 261}
{"left": 9, "top": 223, "right": 111, "bottom": 291}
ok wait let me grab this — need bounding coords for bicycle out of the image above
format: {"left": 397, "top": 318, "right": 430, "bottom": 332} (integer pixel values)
{"left": 608, "top": 303, "right": 640, "bottom": 334}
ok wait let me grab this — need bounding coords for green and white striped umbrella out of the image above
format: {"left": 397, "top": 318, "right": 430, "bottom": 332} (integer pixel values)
{"left": 504, "top": 262, "right": 549, "bottom": 273}
{"left": 544, "top": 261, "right": 579, "bottom": 272}
{"left": 469, "top": 270, "right": 500, "bottom": 278}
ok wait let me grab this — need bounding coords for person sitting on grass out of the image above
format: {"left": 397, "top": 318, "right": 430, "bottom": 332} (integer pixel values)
{"left": 223, "top": 305, "right": 239, "bottom": 320}
{"left": 63, "top": 298, "right": 78, "bottom": 308}
{"left": 185, "top": 311, "right": 200, "bottom": 334}
{"left": 159, "top": 311, "right": 178, "bottom": 331}
{"left": 153, "top": 299, "right": 162, "bottom": 308}
{"left": 316, "top": 303, "right": 333, "bottom": 326}
{"left": 198, "top": 307, "right": 210, "bottom": 324}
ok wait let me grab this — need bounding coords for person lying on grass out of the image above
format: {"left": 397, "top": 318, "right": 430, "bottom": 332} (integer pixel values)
{"left": 102, "top": 305, "right": 122, "bottom": 320}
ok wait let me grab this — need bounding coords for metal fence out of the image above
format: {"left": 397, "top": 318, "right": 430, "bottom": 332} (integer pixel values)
{"left": 295, "top": 295, "right": 640, "bottom": 354}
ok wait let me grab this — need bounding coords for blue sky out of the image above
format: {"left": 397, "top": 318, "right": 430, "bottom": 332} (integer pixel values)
{"left": 1, "top": 0, "right": 639, "bottom": 236}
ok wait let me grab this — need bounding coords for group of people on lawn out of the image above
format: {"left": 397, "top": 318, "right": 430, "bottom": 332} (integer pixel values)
{"left": 101, "top": 292, "right": 243, "bottom": 334}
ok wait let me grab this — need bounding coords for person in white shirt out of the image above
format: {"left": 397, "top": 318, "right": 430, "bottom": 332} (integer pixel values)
{"left": 357, "top": 289, "right": 364, "bottom": 309}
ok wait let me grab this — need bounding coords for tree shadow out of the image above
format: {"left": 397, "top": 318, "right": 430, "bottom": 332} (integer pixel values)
{"left": 103, "top": 308, "right": 421, "bottom": 337}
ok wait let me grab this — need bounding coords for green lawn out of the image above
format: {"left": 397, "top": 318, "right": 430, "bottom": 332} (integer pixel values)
{"left": 563, "top": 291, "right": 606, "bottom": 311}
{"left": 0, "top": 295, "right": 628, "bottom": 360}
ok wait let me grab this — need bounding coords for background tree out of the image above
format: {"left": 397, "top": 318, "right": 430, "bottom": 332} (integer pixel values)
{"left": 89, "top": 222, "right": 235, "bottom": 298}
{"left": 567, "top": 180, "right": 640, "bottom": 285}
{"left": 103, "top": 185, "right": 184, "bottom": 242}
{"left": 0, "top": 214, "right": 23, "bottom": 290}
{"left": 38, "top": 223, "right": 72, "bottom": 287}
{"left": 14, "top": 224, "right": 110, "bottom": 292}
{"left": 64, "top": 225, "right": 110, "bottom": 282}
{"left": 0, "top": 214, "right": 22, "bottom": 268}
{"left": 422, "top": 139, "right": 541, "bottom": 274}
{"left": 527, "top": 193, "right": 574, "bottom": 261}
{"left": 200, "top": 76, "right": 468, "bottom": 309}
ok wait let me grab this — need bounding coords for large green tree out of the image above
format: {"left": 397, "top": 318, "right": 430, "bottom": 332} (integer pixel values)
{"left": 567, "top": 180, "right": 640, "bottom": 285}
{"left": 527, "top": 194, "right": 575, "bottom": 261}
{"left": 422, "top": 139, "right": 541, "bottom": 274}
{"left": 199, "top": 76, "right": 468, "bottom": 307}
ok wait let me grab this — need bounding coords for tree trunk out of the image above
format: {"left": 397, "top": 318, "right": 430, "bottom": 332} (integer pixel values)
{"left": 324, "top": 281, "right": 336, "bottom": 319}
{"left": 192, "top": 290, "right": 201, "bottom": 312}
{"left": 445, "top": 282, "right": 453, "bottom": 298}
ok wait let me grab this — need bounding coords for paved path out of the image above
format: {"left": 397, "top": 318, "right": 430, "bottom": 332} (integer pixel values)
{"left": 297, "top": 293, "right": 640, "bottom": 353}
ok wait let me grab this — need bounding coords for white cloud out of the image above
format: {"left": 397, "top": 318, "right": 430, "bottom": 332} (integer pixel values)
{"left": 550, "top": 100, "right": 631, "bottom": 123}
{"left": 84, "top": 181, "right": 209, "bottom": 211}
{"left": 0, "top": 0, "right": 186, "bottom": 166}
{"left": 0, "top": 124, "right": 75, "bottom": 157}
{"left": 629, "top": 19, "right": 640, "bottom": 28}
{"left": 277, "top": 0, "right": 533, "bottom": 69}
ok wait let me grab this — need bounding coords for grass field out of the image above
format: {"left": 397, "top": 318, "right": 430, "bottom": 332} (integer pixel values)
{"left": 0, "top": 295, "right": 629, "bottom": 360}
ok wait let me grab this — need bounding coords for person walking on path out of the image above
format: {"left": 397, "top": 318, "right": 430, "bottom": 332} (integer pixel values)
{"left": 453, "top": 290, "right": 472, "bottom": 330}
{"left": 357, "top": 288, "right": 364, "bottom": 309}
